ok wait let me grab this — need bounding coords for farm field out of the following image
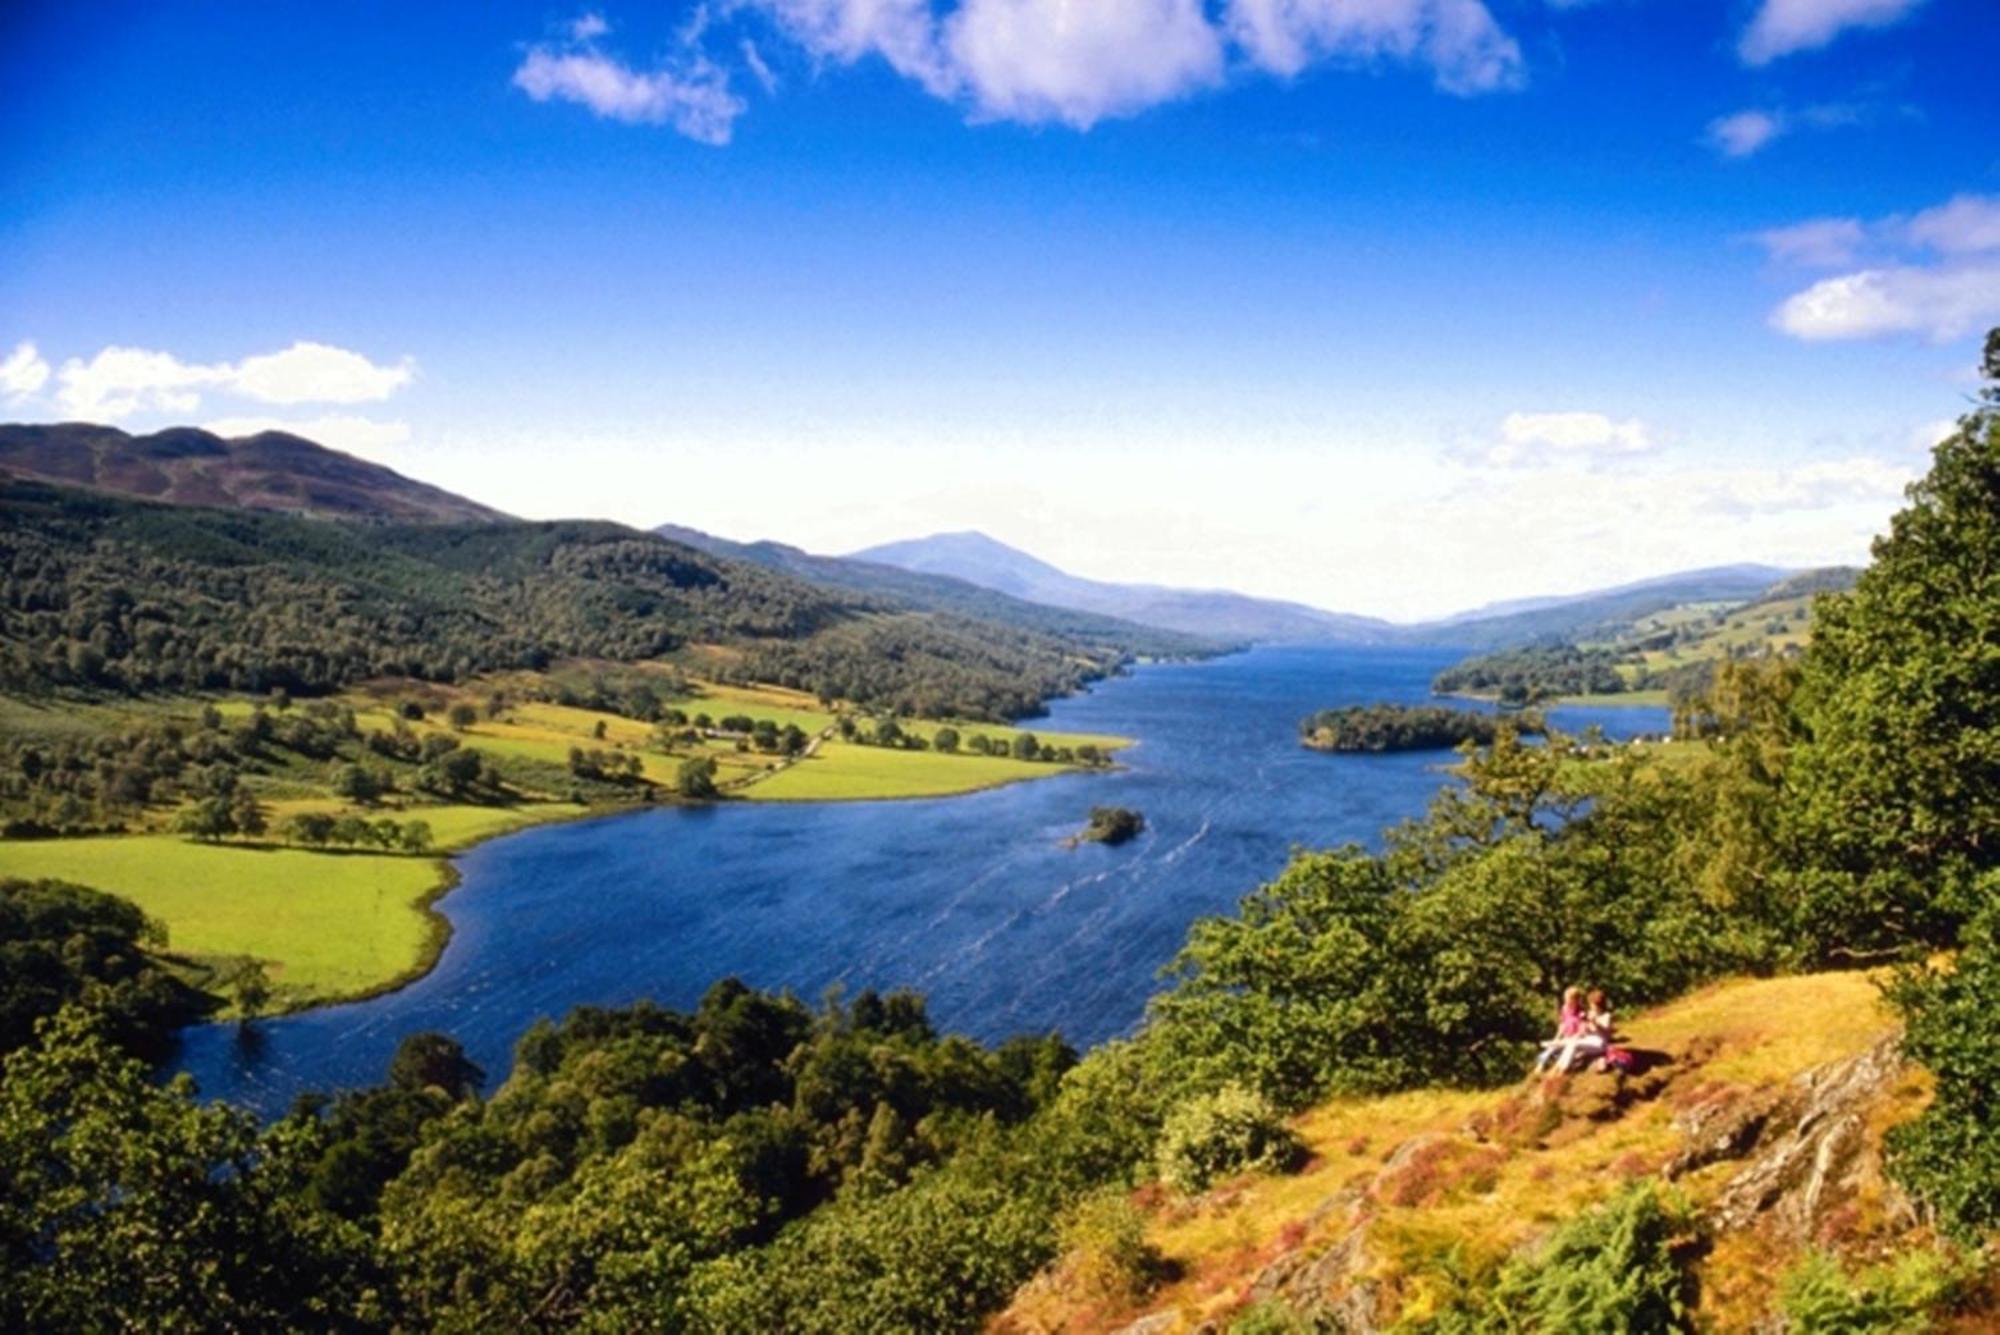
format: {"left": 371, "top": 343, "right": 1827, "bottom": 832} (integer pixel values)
{"left": 745, "top": 740, "right": 1081, "bottom": 801}
{"left": 0, "top": 834, "right": 447, "bottom": 1009}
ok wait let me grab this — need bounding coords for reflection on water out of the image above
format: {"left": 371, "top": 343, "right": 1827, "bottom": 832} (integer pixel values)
{"left": 171, "top": 645, "right": 1669, "bottom": 1113}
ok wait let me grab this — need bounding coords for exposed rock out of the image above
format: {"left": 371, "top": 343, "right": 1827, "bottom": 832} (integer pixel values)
{"left": 1106, "top": 1312, "right": 1178, "bottom": 1335}
{"left": 1705, "top": 1035, "right": 1908, "bottom": 1244}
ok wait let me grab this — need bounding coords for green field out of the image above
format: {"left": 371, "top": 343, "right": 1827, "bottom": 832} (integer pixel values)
{"left": 0, "top": 835, "right": 449, "bottom": 1008}
{"left": 744, "top": 740, "right": 1086, "bottom": 801}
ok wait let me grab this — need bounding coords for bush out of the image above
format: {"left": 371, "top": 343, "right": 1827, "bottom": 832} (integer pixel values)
{"left": 1155, "top": 1083, "right": 1302, "bottom": 1195}
{"left": 1474, "top": 1183, "right": 1696, "bottom": 1333}
{"left": 1058, "top": 1189, "right": 1160, "bottom": 1304}
{"left": 1883, "top": 895, "right": 2000, "bottom": 1240}
{"left": 1779, "top": 1248, "right": 1978, "bottom": 1334}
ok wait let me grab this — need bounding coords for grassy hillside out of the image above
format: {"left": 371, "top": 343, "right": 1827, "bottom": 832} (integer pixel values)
{"left": 999, "top": 970, "right": 1970, "bottom": 1334}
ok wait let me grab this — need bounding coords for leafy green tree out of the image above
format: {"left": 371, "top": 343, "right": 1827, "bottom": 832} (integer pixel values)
{"left": 1781, "top": 354, "right": 1999, "bottom": 956}
{"left": 230, "top": 959, "right": 273, "bottom": 1023}
{"left": 283, "top": 810, "right": 336, "bottom": 847}
{"left": 0, "top": 1008, "right": 381, "bottom": 1331}
{"left": 678, "top": 755, "right": 720, "bottom": 799}
{"left": 933, "top": 726, "right": 960, "bottom": 753}
{"left": 1011, "top": 732, "right": 1040, "bottom": 761}
{"left": 171, "top": 795, "right": 236, "bottom": 842}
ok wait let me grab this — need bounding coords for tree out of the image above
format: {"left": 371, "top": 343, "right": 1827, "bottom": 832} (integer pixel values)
{"left": 386, "top": 1031, "right": 484, "bottom": 1100}
{"left": 678, "top": 756, "right": 719, "bottom": 799}
{"left": 328, "top": 762, "right": 383, "bottom": 804}
{"left": 230, "top": 789, "right": 267, "bottom": 838}
{"left": 399, "top": 820, "right": 434, "bottom": 854}
{"left": 172, "top": 796, "right": 235, "bottom": 842}
{"left": 1781, "top": 341, "right": 2000, "bottom": 956}
{"left": 0, "top": 1009, "right": 379, "bottom": 1330}
{"left": 933, "top": 727, "right": 960, "bottom": 753}
{"left": 283, "top": 811, "right": 336, "bottom": 847}
{"left": 1012, "top": 732, "right": 1040, "bottom": 761}
{"left": 447, "top": 702, "right": 478, "bottom": 731}
{"left": 230, "top": 959, "right": 273, "bottom": 1024}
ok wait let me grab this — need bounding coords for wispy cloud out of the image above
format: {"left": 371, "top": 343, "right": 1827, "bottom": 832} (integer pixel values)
{"left": 1760, "top": 194, "right": 2000, "bottom": 342}
{"left": 1708, "top": 109, "right": 1783, "bottom": 158}
{"left": 514, "top": 14, "right": 746, "bottom": 145}
{"left": 1738, "top": 0, "right": 1926, "bottom": 65}
{"left": 1224, "top": 0, "right": 1525, "bottom": 96}
{"left": 52, "top": 340, "right": 414, "bottom": 421}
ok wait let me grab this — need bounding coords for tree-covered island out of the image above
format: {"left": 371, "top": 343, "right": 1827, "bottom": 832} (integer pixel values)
{"left": 1299, "top": 702, "right": 1543, "bottom": 752}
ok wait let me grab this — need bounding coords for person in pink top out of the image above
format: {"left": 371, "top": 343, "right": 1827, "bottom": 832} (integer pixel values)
{"left": 1533, "top": 986, "right": 1585, "bottom": 1072}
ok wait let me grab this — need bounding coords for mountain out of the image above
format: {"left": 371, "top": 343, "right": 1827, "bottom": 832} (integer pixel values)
{"left": 848, "top": 531, "right": 1395, "bottom": 643}
{"left": 0, "top": 422, "right": 507, "bottom": 524}
{"left": 1404, "top": 564, "right": 1800, "bottom": 650}
{"left": 655, "top": 523, "right": 1224, "bottom": 659}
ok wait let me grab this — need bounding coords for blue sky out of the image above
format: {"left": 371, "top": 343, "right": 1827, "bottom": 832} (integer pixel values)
{"left": 2, "top": 0, "right": 1996, "bottom": 618}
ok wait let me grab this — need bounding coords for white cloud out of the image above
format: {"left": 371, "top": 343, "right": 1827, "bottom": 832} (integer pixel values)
{"left": 1753, "top": 216, "right": 1866, "bottom": 267}
{"left": 1707, "top": 109, "right": 1783, "bottom": 158}
{"left": 1905, "top": 194, "right": 2000, "bottom": 256}
{"left": 229, "top": 341, "right": 413, "bottom": 405}
{"left": 1908, "top": 417, "right": 1961, "bottom": 452}
{"left": 1, "top": 341, "right": 51, "bottom": 402}
{"left": 1691, "top": 455, "right": 1912, "bottom": 514}
{"left": 58, "top": 347, "right": 223, "bottom": 419}
{"left": 571, "top": 12, "right": 611, "bottom": 40}
{"left": 202, "top": 414, "right": 414, "bottom": 459}
{"left": 1772, "top": 264, "right": 2000, "bottom": 342}
{"left": 1765, "top": 194, "right": 2000, "bottom": 342}
{"left": 946, "top": 0, "right": 1224, "bottom": 128}
{"left": 54, "top": 340, "right": 415, "bottom": 421}
{"left": 746, "top": 0, "right": 957, "bottom": 95}
{"left": 1739, "top": 0, "right": 1925, "bottom": 65}
{"left": 1225, "top": 0, "right": 1525, "bottom": 95}
{"left": 1482, "top": 410, "right": 1653, "bottom": 466}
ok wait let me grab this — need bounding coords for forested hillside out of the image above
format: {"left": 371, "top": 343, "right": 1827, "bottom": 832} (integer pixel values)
{"left": 0, "top": 479, "right": 1131, "bottom": 720}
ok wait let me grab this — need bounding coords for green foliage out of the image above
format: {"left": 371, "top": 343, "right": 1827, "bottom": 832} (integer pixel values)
{"left": 1432, "top": 644, "right": 1629, "bottom": 703}
{"left": 1883, "top": 900, "right": 2000, "bottom": 1240}
{"left": 1780, "top": 403, "right": 1999, "bottom": 957}
{"left": 1420, "top": 1183, "right": 1697, "bottom": 1333}
{"left": 0, "top": 878, "right": 207, "bottom": 1060}
{"left": 1058, "top": 1188, "right": 1163, "bottom": 1303}
{"left": 1301, "top": 703, "right": 1540, "bottom": 752}
{"left": 1155, "top": 1082, "right": 1302, "bottom": 1195}
{"left": 0, "top": 1008, "right": 382, "bottom": 1331}
{"left": 677, "top": 754, "right": 720, "bottom": 798}
{"left": 1778, "top": 1248, "right": 1979, "bottom": 1334}
{"left": 1079, "top": 805, "right": 1145, "bottom": 845}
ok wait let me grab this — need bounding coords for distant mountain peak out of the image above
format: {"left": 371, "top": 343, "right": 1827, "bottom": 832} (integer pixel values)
{"left": 848, "top": 531, "right": 1392, "bottom": 644}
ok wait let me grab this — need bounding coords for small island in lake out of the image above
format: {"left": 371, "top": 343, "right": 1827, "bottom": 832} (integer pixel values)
{"left": 1070, "top": 805, "right": 1145, "bottom": 846}
{"left": 1300, "top": 703, "right": 1544, "bottom": 753}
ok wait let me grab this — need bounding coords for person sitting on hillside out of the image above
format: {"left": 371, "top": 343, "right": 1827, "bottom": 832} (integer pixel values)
{"left": 1533, "top": 987, "right": 1586, "bottom": 1071}
{"left": 1559, "top": 989, "right": 1616, "bottom": 1073}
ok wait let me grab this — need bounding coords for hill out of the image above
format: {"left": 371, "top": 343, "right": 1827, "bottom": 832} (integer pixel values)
{"left": 1405, "top": 564, "right": 1799, "bottom": 650}
{"left": 999, "top": 970, "right": 1942, "bottom": 1333}
{"left": 0, "top": 478, "right": 1136, "bottom": 720}
{"left": 1432, "top": 565, "right": 1862, "bottom": 705}
{"left": 849, "top": 530, "right": 1394, "bottom": 643}
{"left": 656, "top": 523, "right": 1223, "bottom": 659}
{"left": 0, "top": 421, "right": 507, "bottom": 524}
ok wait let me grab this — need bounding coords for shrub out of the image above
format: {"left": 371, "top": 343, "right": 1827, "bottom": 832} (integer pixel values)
{"left": 1155, "top": 1083, "right": 1302, "bottom": 1195}
{"left": 1778, "top": 1248, "right": 1978, "bottom": 1334}
{"left": 1058, "top": 1189, "right": 1160, "bottom": 1304}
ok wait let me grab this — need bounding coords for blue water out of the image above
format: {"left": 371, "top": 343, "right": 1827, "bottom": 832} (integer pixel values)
{"left": 172, "top": 645, "right": 1668, "bottom": 1112}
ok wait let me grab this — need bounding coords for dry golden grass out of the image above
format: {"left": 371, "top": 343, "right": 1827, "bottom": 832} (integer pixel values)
{"left": 1004, "top": 970, "right": 1903, "bottom": 1335}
